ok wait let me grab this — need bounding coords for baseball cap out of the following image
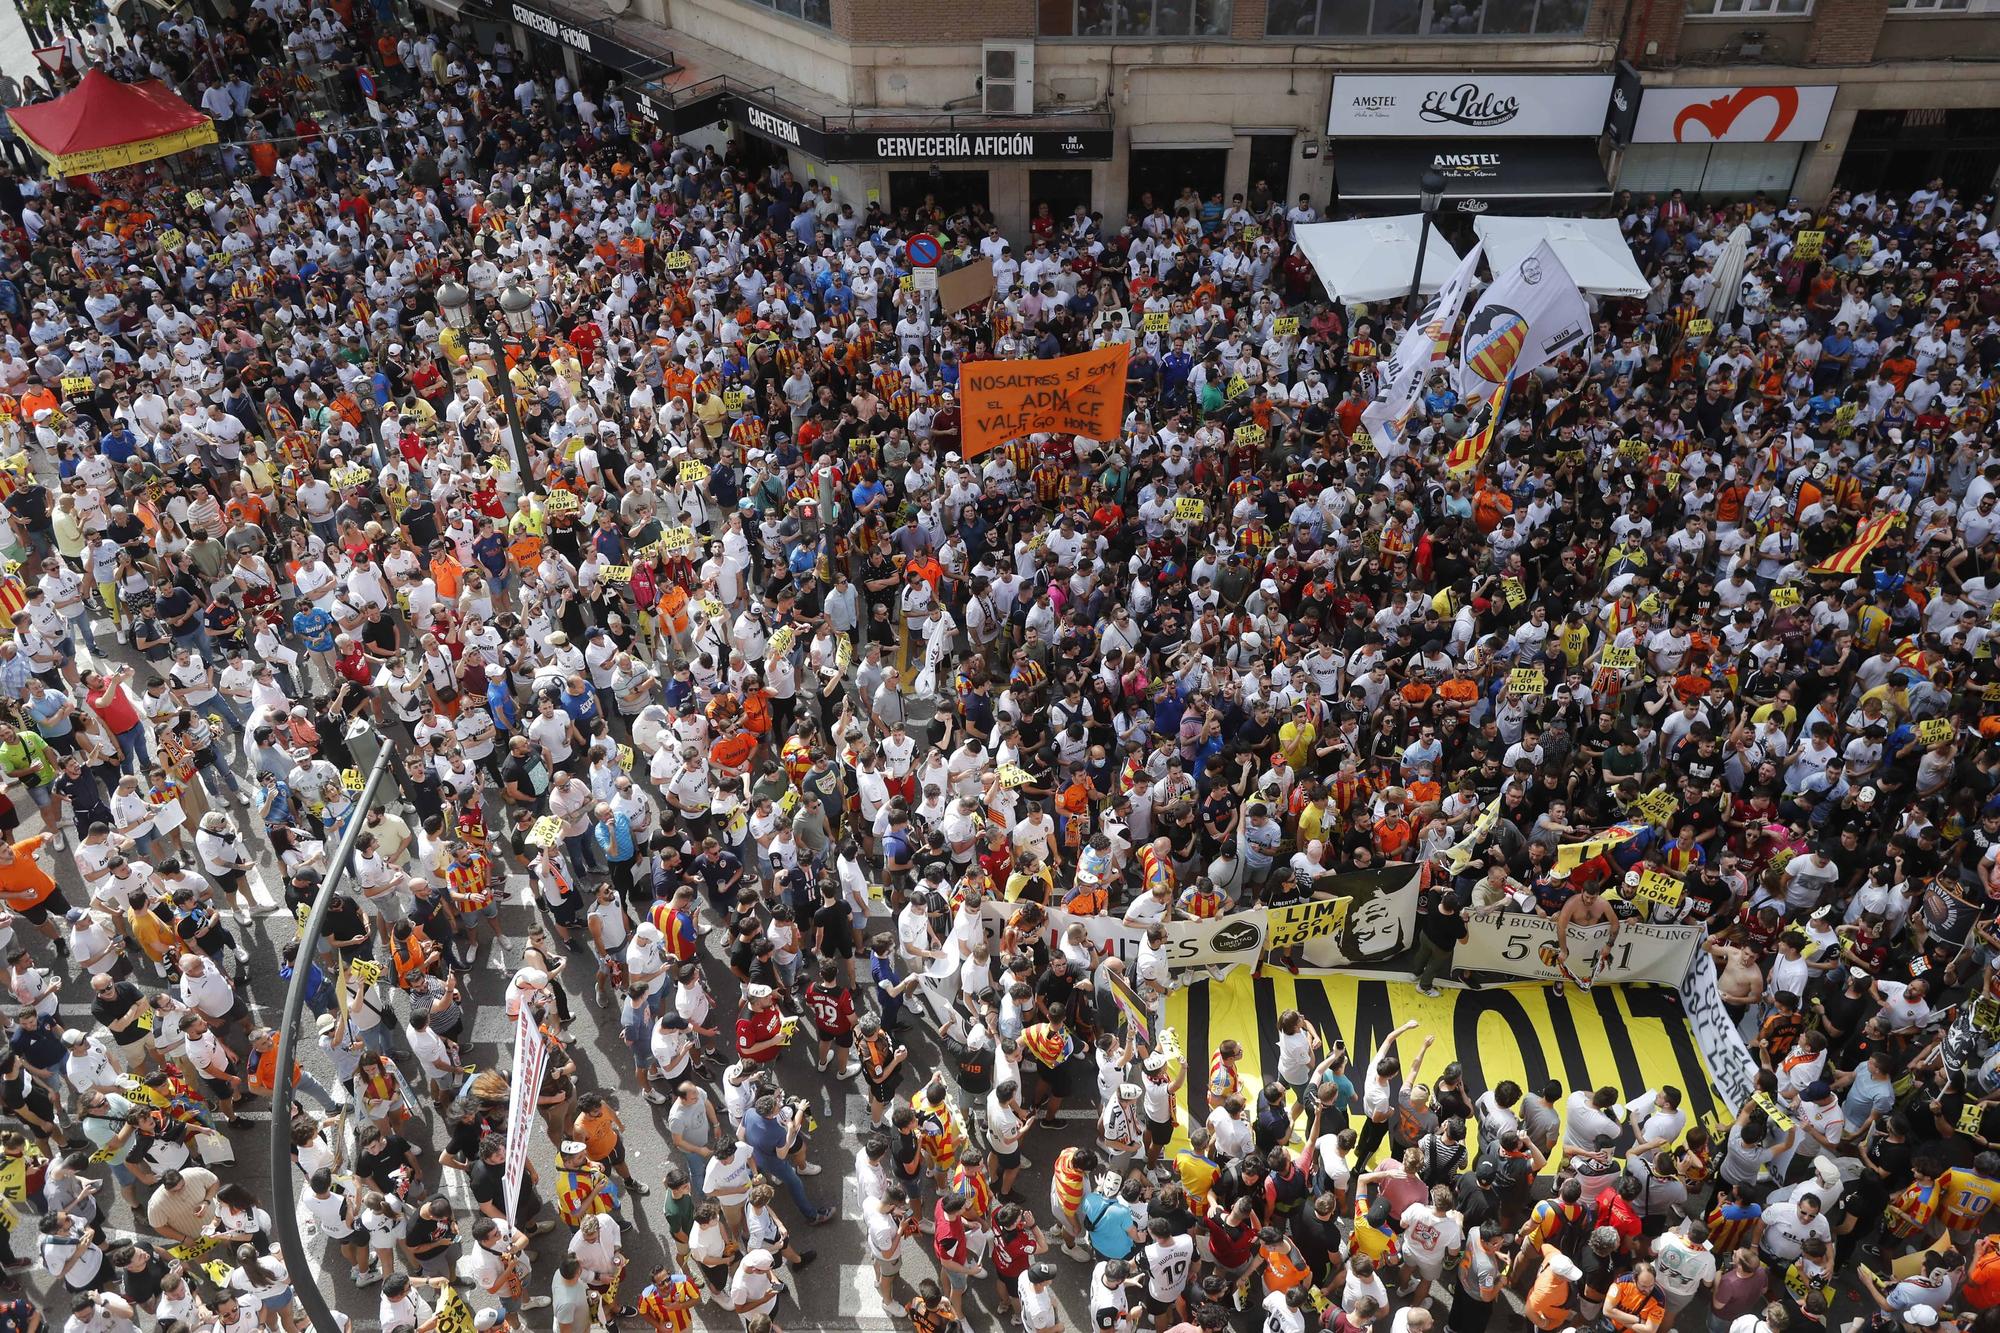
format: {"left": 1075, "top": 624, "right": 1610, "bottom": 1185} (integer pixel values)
{"left": 559, "top": 1140, "right": 587, "bottom": 1156}
{"left": 60, "top": 1028, "right": 85, "bottom": 1045}
{"left": 1548, "top": 1254, "right": 1584, "bottom": 1282}
{"left": 475, "top": 1312, "right": 504, "bottom": 1331}
{"left": 746, "top": 984, "right": 775, "bottom": 1001}
{"left": 1119, "top": 1083, "right": 1142, "bottom": 1101}
{"left": 1143, "top": 1052, "right": 1170, "bottom": 1073}
{"left": 742, "top": 1248, "right": 775, "bottom": 1270}
{"left": 1905, "top": 1309, "right": 1939, "bottom": 1328}
{"left": 1029, "top": 1262, "right": 1057, "bottom": 1282}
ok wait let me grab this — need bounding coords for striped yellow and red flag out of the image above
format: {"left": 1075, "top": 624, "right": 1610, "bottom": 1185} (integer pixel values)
{"left": 1811, "top": 511, "right": 1901, "bottom": 576}
{"left": 1446, "top": 374, "right": 1513, "bottom": 476}
{"left": 0, "top": 577, "right": 26, "bottom": 622}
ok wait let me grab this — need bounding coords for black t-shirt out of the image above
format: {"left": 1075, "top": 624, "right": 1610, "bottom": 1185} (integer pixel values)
{"left": 323, "top": 898, "right": 368, "bottom": 948}
{"left": 91, "top": 982, "right": 147, "bottom": 1047}
{"left": 444, "top": 1117, "right": 484, "bottom": 1164}
{"left": 1290, "top": 1206, "right": 1344, "bottom": 1272}
{"left": 1419, "top": 905, "right": 1470, "bottom": 951}
{"left": 1035, "top": 969, "right": 1077, "bottom": 1018}
{"left": 119, "top": 1247, "right": 170, "bottom": 1306}
{"left": 812, "top": 899, "right": 855, "bottom": 952}
{"left": 153, "top": 586, "right": 194, "bottom": 627}
{"left": 470, "top": 1159, "right": 508, "bottom": 1211}
{"left": 358, "top": 1134, "right": 414, "bottom": 1192}
{"left": 4, "top": 484, "right": 50, "bottom": 534}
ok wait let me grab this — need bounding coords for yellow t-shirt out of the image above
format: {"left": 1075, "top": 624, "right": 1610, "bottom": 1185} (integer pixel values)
{"left": 1278, "top": 721, "right": 1316, "bottom": 770}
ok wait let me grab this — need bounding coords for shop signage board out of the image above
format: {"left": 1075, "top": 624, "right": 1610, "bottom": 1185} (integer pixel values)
{"left": 1328, "top": 73, "right": 1616, "bottom": 138}
{"left": 728, "top": 91, "right": 1113, "bottom": 161}
{"left": 1628, "top": 85, "right": 1837, "bottom": 144}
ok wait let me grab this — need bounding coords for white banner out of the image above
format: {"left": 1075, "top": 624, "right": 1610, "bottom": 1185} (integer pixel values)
{"left": 1681, "top": 951, "right": 1756, "bottom": 1113}
{"left": 1164, "top": 910, "right": 1267, "bottom": 970}
{"left": 503, "top": 1008, "right": 548, "bottom": 1226}
{"left": 1328, "top": 74, "right": 1615, "bottom": 138}
{"left": 1456, "top": 240, "right": 1592, "bottom": 401}
{"left": 1630, "top": 85, "right": 1836, "bottom": 145}
{"left": 1450, "top": 913, "right": 1702, "bottom": 987}
{"left": 1361, "top": 240, "right": 1484, "bottom": 452}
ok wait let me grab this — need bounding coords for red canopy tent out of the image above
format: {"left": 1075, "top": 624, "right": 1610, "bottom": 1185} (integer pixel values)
{"left": 6, "top": 69, "right": 216, "bottom": 176}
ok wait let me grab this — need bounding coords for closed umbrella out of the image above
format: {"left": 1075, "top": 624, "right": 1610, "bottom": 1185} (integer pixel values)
{"left": 1705, "top": 223, "right": 1752, "bottom": 326}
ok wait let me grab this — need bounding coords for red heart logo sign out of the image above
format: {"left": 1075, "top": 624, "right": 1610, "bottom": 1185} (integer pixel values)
{"left": 1672, "top": 86, "right": 1800, "bottom": 143}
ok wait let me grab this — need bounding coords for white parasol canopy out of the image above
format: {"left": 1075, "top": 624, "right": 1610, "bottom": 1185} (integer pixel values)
{"left": 1292, "top": 216, "right": 1467, "bottom": 307}
{"left": 1469, "top": 216, "right": 1650, "bottom": 299}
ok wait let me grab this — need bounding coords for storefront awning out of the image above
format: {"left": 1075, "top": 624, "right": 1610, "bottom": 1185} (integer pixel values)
{"left": 1128, "top": 122, "right": 1234, "bottom": 152}
{"left": 1334, "top": 139, "right": 1610, "bottom": 211}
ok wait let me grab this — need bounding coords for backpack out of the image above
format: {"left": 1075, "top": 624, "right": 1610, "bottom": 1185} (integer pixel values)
{"left": 1554, "top": 1197, "right": 1600, "bottom": 1267}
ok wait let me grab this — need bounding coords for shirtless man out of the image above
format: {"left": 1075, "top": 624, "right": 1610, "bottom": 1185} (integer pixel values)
{"left": 1706, "top": 935, "right": 1766, "bottom": 1036}
{"left": 1551, "top": 880, "right": 1620, "bottom": 995}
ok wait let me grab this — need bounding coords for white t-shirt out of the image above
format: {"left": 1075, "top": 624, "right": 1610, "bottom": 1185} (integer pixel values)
{"left": 1651, "top": 1231, "right": 1718, "bottom": 1303}
{"left": 1264, "top": 1290, "right": 1308, "bottom": 1333}
{"left": 1398, "top": 1202, "right": 1463, "bottom": 1269}
{"left": 1144, "top": 1234, "right": 1194, "bottom": 1301}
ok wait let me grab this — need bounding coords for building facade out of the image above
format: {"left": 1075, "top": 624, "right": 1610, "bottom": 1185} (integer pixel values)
{"left": 475, "top": 0, "right": 2000, "bottom": 235}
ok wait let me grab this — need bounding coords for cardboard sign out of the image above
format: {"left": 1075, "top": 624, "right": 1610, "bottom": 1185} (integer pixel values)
{"left": 722, "top": 388, "right": 749, "bottom": 411}
{"left": 156, "top": 227, "right": 184, "bottom": 252}
{"left": 1241, "top": 224, "right": 1262, "bottom": 242}
{"left": 330, "top": 465, "right": 373, "bottom": 489}
{"left": 599, "top": 564, "right": 632, "bottom": 582}
{"left": 767, "top": 625, "right": 796, "bottom": 656}
{"left": 1770, "top": 585, "right": 1801, "bottom": 609}
{"left": 1687, "top": 318, "right": 1715, "bottom": 336}
{"left": 663, "top": 250, "right": 693, "bottom": 271}
{"left": 1233, "top": 425, "right": 1266, "bottom": 448}
{"left": 836, "top": 636, "right": 853, "bottom": 670}
{"left": 526, "top": 816, "right": 563, "bottom": 848}
{"left": 997, "top": 763, "right": 1034, "bottom": 788}
{"left": 1600, "top": 645, "right": 1640, "bottom": 672}
{"left": 340, "top": 768, "right": 365, "bottom": 792}
{"left": 1633, "top": 870, "right": 1684, "bottom": 909}
{"left": 617, "top": 744, "right": 635, "bottom": 772}
{"left": 899, "top": 275, "right": 914, "bottom": 293}
{"left": 938, "top": 258, "right": 996, "bottom": 315}
{"left": 184, "top": 190, "right": 205, "bottom": 210}
{"left": 1617, "top": 438, "right": 1649, "bottom": 462}
{"left": 1272, "top": 316, "right": 1300, "bottom": 337}
{"left": 678, "top": 460, "right": 711, "bottom": 485}
{"left": 1143, "top": 312, "right": 1170, "bottom": 333}
{"left": 1351, "top": 429, "right": 1375, "bottom": 453}
{"left": 1793, "top": 230, "right": 1826, "bottom": 261}
{"left": 543, "top": 489, "right": 580, "bottom": 515}
{"left": 1508, "top": 667, "right": 1545, "bottom": 696}
{"left": 1915, "top": 717, "right": 1955, "bottom": 747}
{"left": 1501, "top": 577, "right": 1526, "bottom": 609}
{"left": 58, "top": 375, "right": 92, "bottom": 397}
{"left": 698, "top": 596, "right": 724, "bottom": 619}
{"left": 960, "top": 344, "right": 1132, "bottom": 458}
{"left": 660, "top": 525, "right": 695, "bottom": 553}
{"left": 1631, "top": 788, "right": 1680, "bottom": 827}
{"left": 1226, "top": 375, "right": 1250, "bottom": 399}
{"left": 1173, "top": 497, "right": 1207, "bottom": 523}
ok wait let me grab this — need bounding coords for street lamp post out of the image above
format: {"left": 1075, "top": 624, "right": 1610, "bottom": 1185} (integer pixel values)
{"left": 1404, "top": 168, "right": 1450, "bottom": 319}
{"left": 436, "top": 277, "right": 536, "bottom": 479}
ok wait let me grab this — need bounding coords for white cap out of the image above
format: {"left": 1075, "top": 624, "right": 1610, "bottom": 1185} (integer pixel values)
{"left": 741, "top": 1247, "right": 776, "bottom": 1271}
{"left": 1548, "top": 1254, "right": 1584, "bottom": 1282}
{"left": 559, "top": 1140, "right": 587, "bottom": 1156}
{"left": 1905, "top": 1309, "right": 1939, "bottom": 1328}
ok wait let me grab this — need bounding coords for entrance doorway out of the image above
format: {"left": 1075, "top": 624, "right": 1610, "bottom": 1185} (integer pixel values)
{"left": 889, "top": 170, "right": 993, "bottom": 229}
{"left": 1837, "top": 107, "right": 2000, "bottom": 200}
{"left": 1246, "top": 134, "right": 1293, "bottom": 210}
{"left": 1030, "top": 169, "right": 1095, "bottom": 229}
{"left": 1127, "top": 148, "right": 1226, "bottom": 220}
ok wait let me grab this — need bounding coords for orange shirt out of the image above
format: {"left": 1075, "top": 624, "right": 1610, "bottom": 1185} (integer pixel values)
{"left": 710, "top": 732, "right": 756, "bottom": 773}
{"left": 575, "top": 1105, "right": 620, "bottom": 1161}
{"left": 1525, "top": 1246, "right": 1573, "bottom": 1331}
{"left": 0, "top": 836, "right": 55, "bottom": 909}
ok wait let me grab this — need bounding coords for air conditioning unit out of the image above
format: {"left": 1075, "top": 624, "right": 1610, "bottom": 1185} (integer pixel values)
{"left": 982, "top": 41, "right": 1035, "bottom": 115}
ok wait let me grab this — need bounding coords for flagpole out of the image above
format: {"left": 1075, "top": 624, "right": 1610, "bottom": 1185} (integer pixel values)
{"left": 269, "top": 736, "right": 399, "bottom": 1333}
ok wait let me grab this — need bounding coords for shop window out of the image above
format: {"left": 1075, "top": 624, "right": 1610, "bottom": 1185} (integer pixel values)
{"left": 1045, "top": 0, "right": 1233, "bottom": 34}
{"left": 1618, "top": 142, "right": 1802, "bottom": 198}
{"left": 1889, "top": 0, "right": 1969, "bottom": 10}
{"left": 1264, "top": 0, "right": 1585, "bottom": 35}
{"left": 1683, "top": 0, "right": 1809, "bottom": 16}
{"left": 738, "top": 0, "right": 834, "bottom": 28}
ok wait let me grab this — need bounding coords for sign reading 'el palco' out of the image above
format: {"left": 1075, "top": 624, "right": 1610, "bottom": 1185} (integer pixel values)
{"left": 1328, "top": 73, "right": 1615, "bottom": 138}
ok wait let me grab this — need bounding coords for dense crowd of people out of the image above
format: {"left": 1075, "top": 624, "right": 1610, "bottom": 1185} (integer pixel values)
{"left": 0, "top": 3, "right": 1991, "bottom": 1333}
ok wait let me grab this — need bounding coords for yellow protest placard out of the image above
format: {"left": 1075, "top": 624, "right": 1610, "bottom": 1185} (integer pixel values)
{"left": 1501, "top": 577, "right": 1526, "bottom": 609}
{"left": 768, "top": 625, "right": 796, "bottom": 656}
{"left": 661, "top": 526, "right": 696, "bottom": 554}
{"left": 1242, "top": 224, "right": 1262, "bottom": 242}
{"left": 678, "top": 460, "right": 711, "bottom": 485}
{"left": 997, "top": 764, "right": 1034, "bottom": 788}
{"left": 1351, "top": 429, "right": 1375, "bottom": 453}
{"left": 1984, "top": 681, "right": 2000, "bottom": 705}
{"left": 1631, "top": 788, "right": 1680, "bottom": 827}
{"left": 899, "top": 276, "right": 914, "bottom": 293}
{"left": 1600, "top": 645, "right": 1641, "bottom": 672}
{"left": 330, "top": 465, "right": 373, "bottom": 489}
{"left": 1272, "top": 316, "right": 1300, "bottom": 337}
{"left": 1687, "top": 318, "right": 1715, "bottom": 337}
{"left": 1233, "top": 425, "right": 1266, "bottom": 448}
{"left": 340, "top": 768, "right": 365, "bottom": 792}
{"left": 1793, "top": 230, "right": 1826, "bottom": 261}
{"left": 698, "top": 596, "right": 724, "bottom": 619}
{"left": 722, "top": 388, "right": 749, "bottom": 411}
{"left": 1174, "top": 497, "right": 1207, "bottom": 523}
{"left": 1226, "top": 376, "right": 1250, "bottom": 399}
{"left": 1633, "top": 870, "right": 1685, "bottom": 909}
{"left": 526, "top": 816, "right": 563, "bottom": 848}
{"left": 58, "top": 375, "right": 92, "bottom": 397}
{"left": 1507, "top": 668, "right": 1545, "bottom": 697}
{"left": 1770, "top": 585, "right": 1801, "bottom": 610}
{"left": 185, "top": 190, "right": 205, "bottom": 210}
{"left": 1143, "top": 312, "right": 1169, "bottom": 333}
{"left": 543, "top": 489, "right": 580, "bottom": 515}
{"left": 617, "top": 744, "right": 635, "bottom": 772}
{"left": 156, "top": 227, "right": 184, "bottom": 253}
{"left": 836, "top": 637, "right": 853, "bottom": 670}
{"left": 599, "top": 564, "right": 632, "bottom": 582}
{"left": 1916, "top": 718, "right": 1956, "bottom": 747}
{"left": 435, "top": 1285, "right": 477, "bottom": 1333}
{"left": 663, "top": 251, "right": 693, "bottom": 271}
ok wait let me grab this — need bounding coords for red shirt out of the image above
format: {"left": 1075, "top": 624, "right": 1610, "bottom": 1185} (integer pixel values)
{"left": 992, "top": 1224, "right": 1040, "bottom": 1278}
{"left": 933, "top": 1205, "right": 969, "bottom": 1267}
{"left": 805, "top": 984, "right": 854, "bottom": 1036}
{"left": 88, "top": 683, "right": 140, "bottom": 734}
{"left": 735, "top": 1006, "right": 782, "bottom": 1062}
